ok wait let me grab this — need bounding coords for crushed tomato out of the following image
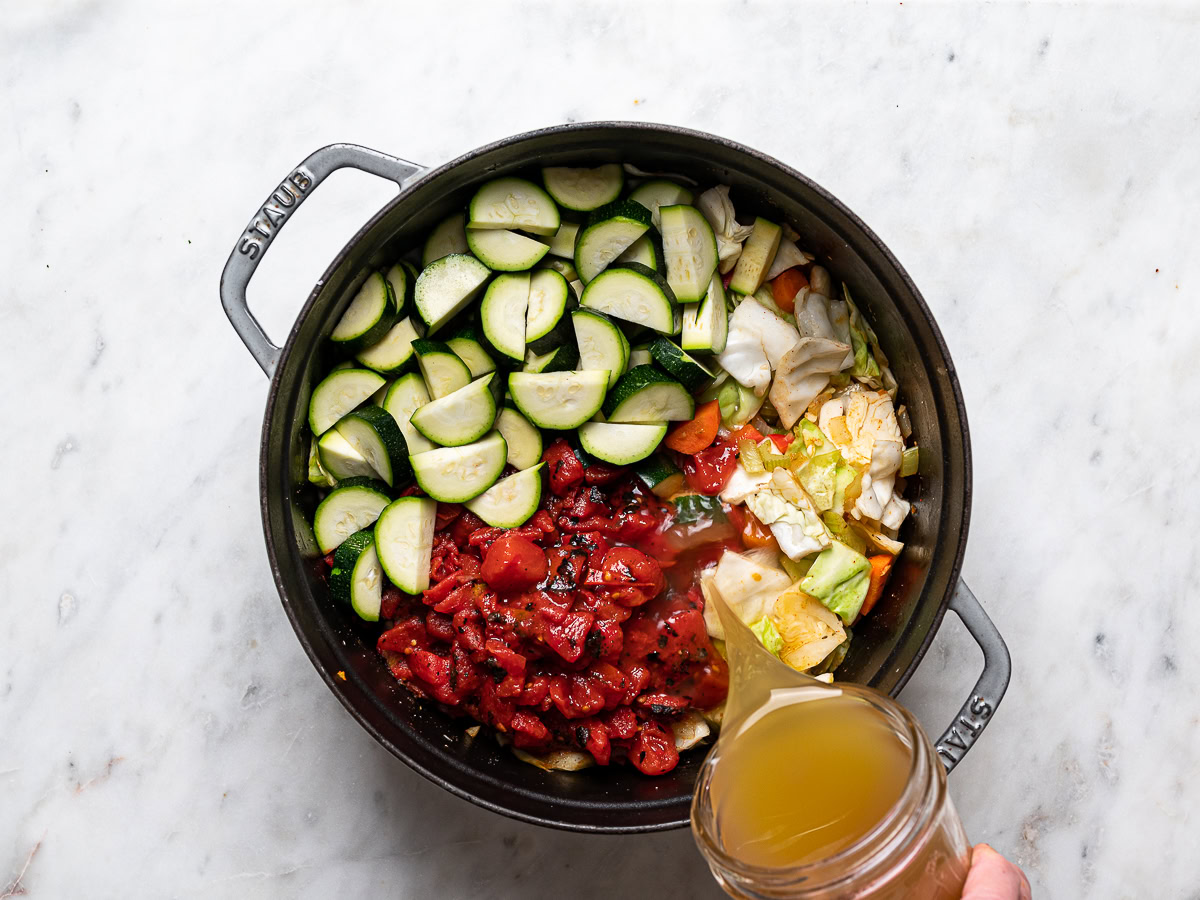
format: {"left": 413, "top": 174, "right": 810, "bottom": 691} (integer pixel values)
{"left": 369, "top": 440, "right": 741, "bottom": 775}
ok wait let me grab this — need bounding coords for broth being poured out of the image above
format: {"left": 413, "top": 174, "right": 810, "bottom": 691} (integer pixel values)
{"left": 711, "top": 691, "right": 911, "bottom": 868}
{"left": 693, "top": 584, "right": 970, "bottom": 898}
{"left": 708, "top": 593, "right": 913, "bottom": 868}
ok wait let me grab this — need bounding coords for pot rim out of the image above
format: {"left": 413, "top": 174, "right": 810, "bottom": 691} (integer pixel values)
{"left": 258, "top": 121, "right": 972, "bottom": 832}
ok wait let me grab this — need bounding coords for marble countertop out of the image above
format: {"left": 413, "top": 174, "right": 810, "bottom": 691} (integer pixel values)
{"left": 4, "top": 2, "right": 1197, "bottom": 897}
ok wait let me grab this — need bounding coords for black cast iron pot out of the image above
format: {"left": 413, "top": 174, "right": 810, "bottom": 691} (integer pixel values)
{"left": 220, "top": 123, "right": 1010, "bottom": 833}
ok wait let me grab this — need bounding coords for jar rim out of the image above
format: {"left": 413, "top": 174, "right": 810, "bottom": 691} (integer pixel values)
{"left": 691, "top": 684, "right": 939, "bottom": 890}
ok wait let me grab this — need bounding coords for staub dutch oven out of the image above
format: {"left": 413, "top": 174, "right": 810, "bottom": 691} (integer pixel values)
{"left": 220, "top": 123, "right": 1010, "bottom": 833}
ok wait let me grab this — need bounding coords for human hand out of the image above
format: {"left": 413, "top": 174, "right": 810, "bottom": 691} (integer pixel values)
{"left": 961, "top": 843, "right": 1031, "bottom": 899}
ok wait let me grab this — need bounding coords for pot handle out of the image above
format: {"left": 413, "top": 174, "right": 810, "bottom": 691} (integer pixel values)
{"left": 220, "top": 143, "right": 423, "bottom": 377}
{"left": 933, "top": 579, "right": 1012, "bottom": 772}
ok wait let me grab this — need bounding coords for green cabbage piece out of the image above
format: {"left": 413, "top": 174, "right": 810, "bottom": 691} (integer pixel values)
{"left": 831, "top": 463, "right": 860, "bottom": 512}
{"left": 749, "top": 616, "right": 784, "bottom": 657}
{"left": 794, "top": 450, "right": 841, "bottom": 512}
{"left": 801, "top": 542, "right": 871, "bottom": 623}
{"left": 810, "top": 627, "right": 852, "bottom": 676}
{"left": 821, "top": 512, "right": 868, "bottom": 555}
{"left": 849, "top": 325, "right": 881, "bottom": 379}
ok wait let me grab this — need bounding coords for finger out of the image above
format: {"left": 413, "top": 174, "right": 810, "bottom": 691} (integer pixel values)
{"left": 1019, "top": 867, "right": 1033, "bottom": 900}
{"left": 962, "top": 844, "right": 1025, "bottom": 900}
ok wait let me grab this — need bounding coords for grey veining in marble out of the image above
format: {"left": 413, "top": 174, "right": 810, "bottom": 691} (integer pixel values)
{"left": 2, "top": 2, "right": 1198, "bottom": 898}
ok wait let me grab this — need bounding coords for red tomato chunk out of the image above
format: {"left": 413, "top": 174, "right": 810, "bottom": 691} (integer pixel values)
{"left": 374, "top": 448, "right": 731, "bottom": 775}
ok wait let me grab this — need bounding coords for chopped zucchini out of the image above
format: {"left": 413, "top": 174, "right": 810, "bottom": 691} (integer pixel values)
{"left": 542, "top": 164, "right": 624, "bottom": 212}
{"left": 728, "top": 217, "right": 782, "bottom": 295}
{"left": 649, "top": 337, "right": 714, "bottom": 392}
{"left": 468, "top": 177, "right": 560, "bottom": 235}
{"left": 603, "top": 365, "right": 695, "bottom": 423}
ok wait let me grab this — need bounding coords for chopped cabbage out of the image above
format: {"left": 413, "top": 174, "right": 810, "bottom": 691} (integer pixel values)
{"left": 793, "top": 449, "right": 841, "bottom": 512}
{"left": 821, "top": 512, "right": 869, "bottom": 554}
{"left": 752, "top": 285, "right": 796, "bottom": 326}
{"left": 701, "top": 550, "right": 791, "bottom": 640}
{"left": 818, "top": 388, "right": 904, "bottom": 467}
{"left": 749, "top": 616, "right": 784, "bottom": 657}
{"left": 717, "top": 298, "right": 799, "bottom": 396}
{"left": 695, "top": 185, "right": 755, "bottom": 273}
{"left": 853, "top": 438, "right": 903, "bottom": 521}
{"left": 764, "top": 236, "right": 814, "bottom": 281}
{"left": 770, "top": 582, "right": 847, "bottom": 672}
{"left": 744, "top": 469, "right": 831, "bottom": 561}
{"left": 809, "top": 628, "right": 852, "bottom": 676}
{"left": 769, "top": 336, "right": 852, "bottom": 428}
{"left": 671, "top": 711, "right": 712, "bottom": 750}
{"left": 800, "top": 542, "right": 872, "bottom": 623}
{"left": 720, "top": 463, "right": 772, "bottom": 504}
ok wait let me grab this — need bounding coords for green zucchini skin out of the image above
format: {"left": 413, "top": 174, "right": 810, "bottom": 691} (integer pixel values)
{"left": 648, "top": 337, "right": 715, "bottom": 392}
{"left": 602, "top": 365, "right": 695, "bottom": 424}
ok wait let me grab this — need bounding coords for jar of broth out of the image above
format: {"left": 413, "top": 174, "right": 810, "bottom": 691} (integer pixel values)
{"left": 690, "top": 682, "right": 970, "bottom": 900}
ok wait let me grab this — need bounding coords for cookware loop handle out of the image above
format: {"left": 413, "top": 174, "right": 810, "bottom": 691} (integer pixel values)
{"left": 220, "top": 143, "right": 423, "bottom": 377}
{"left": 934, "top": 579, "right": 1011, "bottom": 772}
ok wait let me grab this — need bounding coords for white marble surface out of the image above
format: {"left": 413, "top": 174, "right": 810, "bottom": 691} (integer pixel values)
{"left": 3, "top": 2, "right": 1198, "bottom": 897}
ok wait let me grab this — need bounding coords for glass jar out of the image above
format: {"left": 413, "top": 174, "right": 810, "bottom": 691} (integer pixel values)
{"left": 691, "top": 683, "right": 970, "bottom": 900}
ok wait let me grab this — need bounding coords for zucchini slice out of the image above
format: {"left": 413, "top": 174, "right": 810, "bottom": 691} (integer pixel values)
{"left": 308, "top": 437, "right": 338, "bottom": 487}
{"left": 578, "top": 421, "right": 667, "bottom": 466}
{"left": 525, "top": 268, "right": 573, "bottom": 353}
{"left": 572, "top": 309, "right": 628, "bottom": 389}
{"left": 508, "top": 370, "right": 610, "bottom": 429}
{"left": 382, "top": 372, "right": 435, "bottom": 455}
{"left": 355, "top": 316, "right": 423, "bottom": 375}
{"left": 409, "top": 373, "right": 499, "bottom": 447}
{"left": 466, "top": 227, "right": 549, "bottom": 271}
{"left": 579, "top": 263, "right": 676, "bottom": 335}
{"left": 542, "top": 164, "right": 624, "bottom": 212}
{"left": 374, "top": 496, "right": 437, "bottom": 595}
{"left": 574, "top": 199, "right": 652, "bottom": 284}
{"left": 628, "top": 179, "right": 695, "bottom": 229}
{"left": 660, "top": 204, "right": 719, "bottom": 303}
{"left": 635, "top": 453, "right": 685, "bottom": 498}
{"left": 539, "top": 222, "right": 581, "bottom": 259}
{"left": 410, "top": 431, "right": 509, "bottom": 503}
{"left": 628, "top": 342, "right": 653, "bottom": 369}
{"left": 412, "top": 339, "right": 471, "bottom": 399}
{"left": 616, "top": 232, "right": 664, "bottom": 272}
{"left": 468, "top": 177, "right": 560, "bottom": 236}
{"left": 523, "top": 342, "right": 579, "bottom": 373}
{"left": 465, "top": 463, "right": 545, "bottom": 528}
{"left": 413, "top": 253, "right": 491, "bottom": 335}
{"left": 603, "top": 365, "right": 695, "bottom": 423}
{"left": 314, "top": 480, "right": 392, "bottom": 554}
{"left": 649, "top": 337, "right": 715, "bottom": 392}
{"left": 330, "top": 271, "right": 397, "bottom": 353}
{"left": 330, "top": 530, "right": 385, "bottom": 621}
{"left": 495, "top": 405, "right": 543, "bottom": 470}
{"left": 422, "top": 212, "right": 469, "bottom": 267}
{"left": 728, "top": 217, "right": 782, "bottom": 295}
{"left": 334, "top": 406, "right": 411, "bottom": 487}
{"left": 308, "top": 368, "right": 386, "bottom": 435}
{"left": 680, "top": 271, "right": 729, "bottom": 355}
{"left": 445, "top": 326, "right": 497, "bottom": 378}
{"left": 317, "top": 428, "right": 375, "bottom": 481}
{"left": 538, "top": 257, "right": 580, "bottom": 283}
{"left": 480, "top": 272, "right": 530, "bottom": 361}
{"left": 383, "top": 262, "right": 415, "bottom": 316}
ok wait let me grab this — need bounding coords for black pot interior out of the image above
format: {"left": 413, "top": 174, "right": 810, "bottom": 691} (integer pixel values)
{"left": 260, "top": 124, "right": 970, "bottom": 832}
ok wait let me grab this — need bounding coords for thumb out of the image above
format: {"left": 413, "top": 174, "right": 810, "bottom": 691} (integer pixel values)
{"left": 961, "top": 844, "right": 1032, "bottom": 900}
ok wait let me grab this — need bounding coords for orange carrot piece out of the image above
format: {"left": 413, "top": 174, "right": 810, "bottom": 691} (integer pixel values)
{"left": 771, "top": 268, "right": 809, "bottom": 313}
{"left": 860, "top": 555, "right": 894, "bottom": 618}
{"left": 740, "top": 508, "right": 779, "bottom": 551}
{"left": 732, "top": 423, "right": 764, "bottom": 444}
{"left": 664, "top": 400, "right": 721, "bottom": 454}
